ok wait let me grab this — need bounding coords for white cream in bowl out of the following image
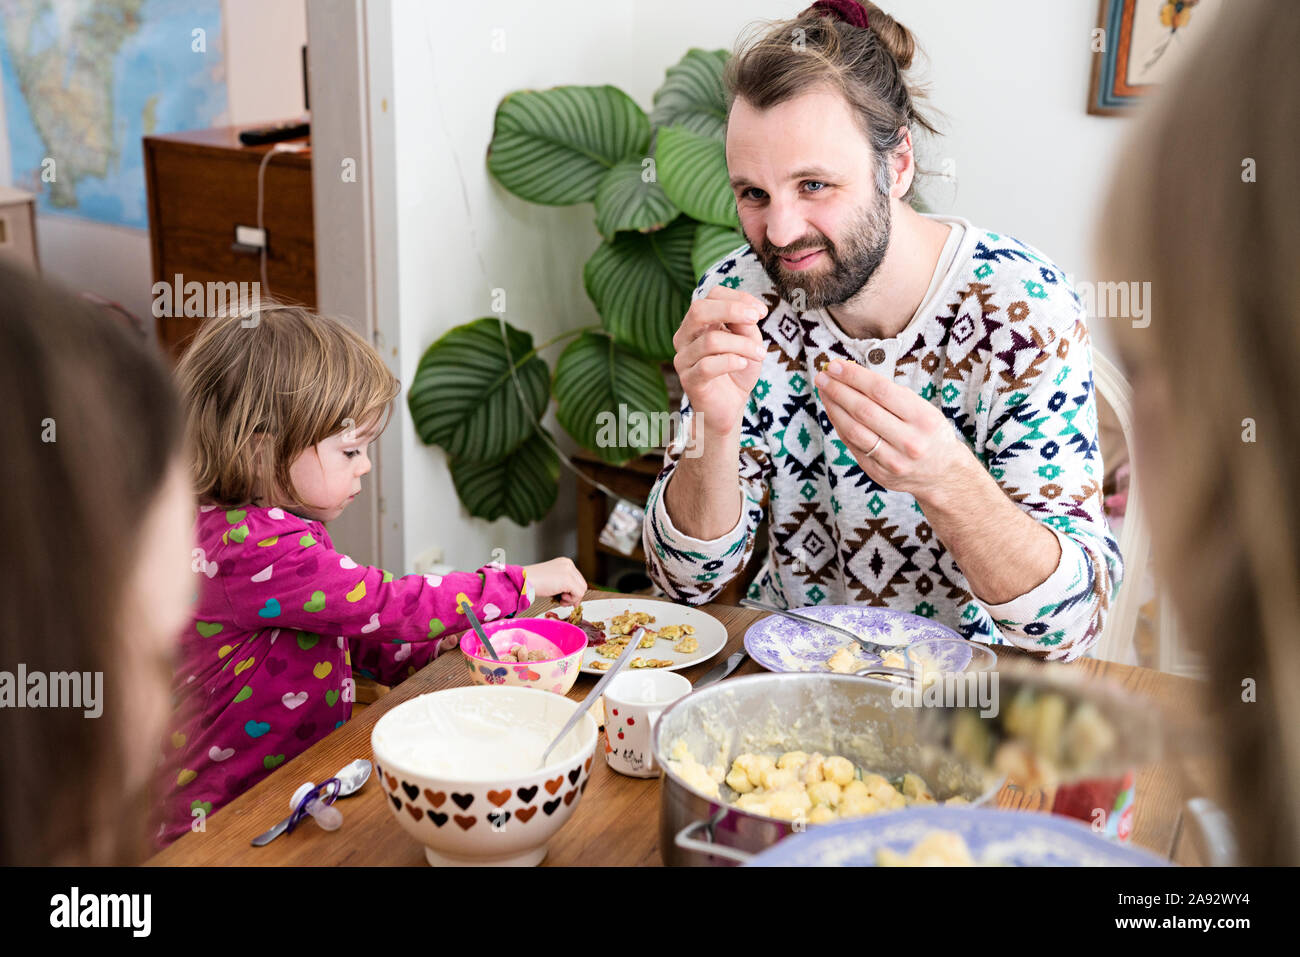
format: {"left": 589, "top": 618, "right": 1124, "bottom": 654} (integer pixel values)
{"left": 372, "top": 687, "right": 589, "bottom": 780}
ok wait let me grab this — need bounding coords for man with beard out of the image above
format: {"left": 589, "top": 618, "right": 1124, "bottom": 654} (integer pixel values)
{"left": 643, "top": 0, "right": 1123, "bottom": 660}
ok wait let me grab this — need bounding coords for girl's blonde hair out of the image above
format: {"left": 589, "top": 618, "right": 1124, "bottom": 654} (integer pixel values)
{"left": 1101, "top": 0, "right": 1299, "bottom": 864}
{"left": 176, "top": 302, "right": 399, "bottom": 510}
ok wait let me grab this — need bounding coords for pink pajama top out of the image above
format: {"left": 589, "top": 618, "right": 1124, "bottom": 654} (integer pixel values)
{"left": 151, "top": 504, "right": 533, "bottom": 847}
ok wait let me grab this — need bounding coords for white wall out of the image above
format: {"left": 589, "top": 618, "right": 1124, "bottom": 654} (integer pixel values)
{"left": 0, "top": 0, "right": 306, "bottom": 325}
{"left": 378, "top": 0, "right": 1139, "bottom": 572}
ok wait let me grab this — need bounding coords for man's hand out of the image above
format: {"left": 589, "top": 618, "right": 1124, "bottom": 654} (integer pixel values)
{"left": 673, "top": 286, "right": 769, "bottom": 438}
{"left": 815, "top": 358, "right": 966, "bottom": 499}
{"left": 816, "top": 358, "right": 1062, "bottom": 607}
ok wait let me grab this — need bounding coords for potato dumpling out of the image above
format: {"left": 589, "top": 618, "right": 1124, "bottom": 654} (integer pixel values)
{"left": 801, "top": 753, "right": 826, "bottom": 785}
{"left": 726, "top": 766, "right": 756, "bottom": 794}
{"left": 765, "top": 788, "right": 812, "bottom": 821}
{"left": 1064, "top": 702, "right": 1117, "bottom": 769}
{"left": 808, "top": 780, "right": 841, "bottom": 808}
{"left": 760, "top": 766, "right": 799, "bottom": 791}
{"left": 734, "top": 753, "right": 775, "bottom": 788}
{"left": 901, "top": 772, "right": 935, "bottom": 803}
{"left": 874, "top": 786, "right": 906, "bottom": 811}
{"left": 638, "top": 631, "right": 658, "bottom": 649}
{"left": 823, "top": 755, "right": 855, "bottom": 786}
{"left": 859, "top": 773, "right": 893, "bottom": 797}
{"left": 777, "top": 750, "right": 809, "bottom": 771}
{"left": 842, "top": 779, "right": 871, "bottom": 801}
{"left": 673, "top": 636, "right": 698, "bottom": 654}
{"left": 839, "top": 794, "right": 880, "bottom": 818}
{"left": 808, "top": 804, "right": 837, "bottom": 825}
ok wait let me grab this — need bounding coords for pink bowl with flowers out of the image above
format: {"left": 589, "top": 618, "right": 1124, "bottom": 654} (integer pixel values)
{"left": 460, "top": 618, "right": 586, "bottom": 695}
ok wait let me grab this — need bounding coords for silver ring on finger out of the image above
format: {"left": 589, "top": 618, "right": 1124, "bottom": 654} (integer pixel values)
{"left": 865, "top": 435, "right": 884, "bottom": 459}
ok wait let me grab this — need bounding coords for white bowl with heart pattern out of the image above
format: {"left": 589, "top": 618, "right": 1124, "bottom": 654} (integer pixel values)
{"left": 371, "top": 686, "right": 597, "bottom": 866}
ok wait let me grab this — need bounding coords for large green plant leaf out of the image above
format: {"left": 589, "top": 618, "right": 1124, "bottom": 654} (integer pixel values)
{"left": 553, "top": 332, "right": 670, "bottom": 465}
{"left": 593, "top": 159, "right": 680, "bottom": 240}
{"left": 650, "top": 48, "right": 730, "bottom": 139}
{"left": 585, "top": 216, "right": 696, "bottom": 361}
{"left": 655, "top": 125, "right": 739, "bottom": 229}
{"left": 449, "top": 430, "right": 559, "bottom": 526}
{"left": 691, "top": 224, "right": 748, "bottom": 281}
{"left": 407, "top": 318, "right": 548, "bottom": 462}
{"left": 487, "top": 86, "right": 650, "bottom": 206}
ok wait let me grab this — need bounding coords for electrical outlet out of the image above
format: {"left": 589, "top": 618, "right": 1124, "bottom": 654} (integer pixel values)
{"left": 412, "top": 546, "right": 444, "bottom": 575}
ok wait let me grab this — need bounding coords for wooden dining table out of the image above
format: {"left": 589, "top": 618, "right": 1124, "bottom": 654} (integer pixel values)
{"left": 147, "top": 589, "right": 1214, "bottom": 866}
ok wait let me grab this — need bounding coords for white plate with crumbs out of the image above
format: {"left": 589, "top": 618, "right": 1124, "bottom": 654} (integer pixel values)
{"left": 546, "top": 599, "right": 727, "bottom": 676}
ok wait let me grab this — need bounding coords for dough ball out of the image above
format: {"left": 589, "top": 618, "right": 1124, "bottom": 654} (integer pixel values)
{"left": 808, "top": 780, "right": 842, "bottom": 808}
{"left": 823, "top": 755, "right": 855, "bottom": 786}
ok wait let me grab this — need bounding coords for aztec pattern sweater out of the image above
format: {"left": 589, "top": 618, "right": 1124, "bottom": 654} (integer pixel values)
{"left": 643, "top": 216, "right": 1123, "bottom": 661}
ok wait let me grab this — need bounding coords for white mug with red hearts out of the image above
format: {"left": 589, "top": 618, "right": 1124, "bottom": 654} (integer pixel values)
{"left": 602, "top": 671, "right": 692, "bottom": 778}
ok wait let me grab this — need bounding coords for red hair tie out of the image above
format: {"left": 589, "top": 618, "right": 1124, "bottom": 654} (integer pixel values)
{"left": 805, "top": 0, "right": 869, "bottom": 29}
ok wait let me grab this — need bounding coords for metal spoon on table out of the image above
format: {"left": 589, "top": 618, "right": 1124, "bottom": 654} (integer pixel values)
{"left": 251, "top": 758, "right": 373, "bottom": 846}
{"left": 538, "top": 627, "right": 644, "bottom": 768}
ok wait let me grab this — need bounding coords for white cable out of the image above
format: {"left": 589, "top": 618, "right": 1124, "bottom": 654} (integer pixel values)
{"left": 256, "top": 142, "right": 306, "bottom": 303}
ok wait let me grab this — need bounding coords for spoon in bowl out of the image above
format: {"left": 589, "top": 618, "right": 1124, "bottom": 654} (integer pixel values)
{"left": 457, "top": 595, "right": 500, "bottom": 660}
{"left": 537, "top": 626, "right": 645, "bottom": 768}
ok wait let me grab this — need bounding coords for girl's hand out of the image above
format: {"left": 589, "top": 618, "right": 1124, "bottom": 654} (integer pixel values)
{"left": 522, "top": 557, "right": 587, "bottom": 606}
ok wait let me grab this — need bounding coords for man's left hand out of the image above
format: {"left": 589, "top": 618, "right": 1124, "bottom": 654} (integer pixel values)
{"left": 815, "top": 359, "right": 970, "bottom": 501}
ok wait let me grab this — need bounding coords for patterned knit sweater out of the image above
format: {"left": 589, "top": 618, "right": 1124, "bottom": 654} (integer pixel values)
{"left": 643, "top": 216, "right": 1123, "bottom": 661}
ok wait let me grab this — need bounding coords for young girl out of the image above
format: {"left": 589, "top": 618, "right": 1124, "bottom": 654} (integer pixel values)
{"left": 152, "top": 303, "right": 585, "bottom": 847}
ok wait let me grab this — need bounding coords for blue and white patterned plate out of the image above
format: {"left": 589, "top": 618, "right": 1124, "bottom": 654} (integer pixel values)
{"left": 745, "top": 806, "right": 1171, "bottom": 867}
{"left": 742, "top": 604, "right": 972, "bottom": 673}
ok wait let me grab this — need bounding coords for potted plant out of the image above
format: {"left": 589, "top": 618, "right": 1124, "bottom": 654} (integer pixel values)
{"left": 407, "top": 49, "right": 746, "bottom": 525}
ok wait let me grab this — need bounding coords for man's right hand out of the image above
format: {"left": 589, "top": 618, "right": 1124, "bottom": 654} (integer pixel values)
{"left": 672, "top": 286, "right": 769, "bottom": 439}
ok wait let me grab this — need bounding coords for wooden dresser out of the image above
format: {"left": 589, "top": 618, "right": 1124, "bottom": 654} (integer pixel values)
{"left": 143, "top": 124, "right": 316, "bottom": 359}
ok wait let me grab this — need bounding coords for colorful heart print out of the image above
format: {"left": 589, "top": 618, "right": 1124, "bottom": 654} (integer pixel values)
{"left": 303, "top": 591, "right": 326, "bottom": 612}
{"left": 196, "top": 621, "right": 223, "bottom": 638}
{"left": 244, "top": 720, "right": 270, "bottom": 738}
{"left": 208, "top": 746, "right": 235, "bottom": 762}
{"left": 299, "top": 533, "right": 316, "bottom": 548}
{"left": 233, "top": 685, "right": 253, "bottom": 704}
{"left": 252, "top": 564, "right": 273, "bottom": 583}
{"left": 362, "top": 614, "right": 381, "bottom": 634}
{"left": 229, "top": 525, "right": 249, "bottom": 544}
{"left": 313, "top": 661, "right": 333, "bottom": 680}
{"left": 225, "top": 509, "right": 246, "bottom": 524}
{"left": 296, "top": 631, "right": 319, "bottom": 650}
{"left": 258, "top": 598, "right": 281, "bottom": 619}
{"left": 281, "top": 691, "right": 308, "bottom": 710}
{"left": 345, "top": 581, "right": 366, "bottom": 602}
{"left": 263, "top": 754, "right": 285, "bottom": 769}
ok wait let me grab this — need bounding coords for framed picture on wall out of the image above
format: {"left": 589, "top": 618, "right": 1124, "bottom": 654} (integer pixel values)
{"left": 1089, "top": 0, "right": 1222, "bottom": 115}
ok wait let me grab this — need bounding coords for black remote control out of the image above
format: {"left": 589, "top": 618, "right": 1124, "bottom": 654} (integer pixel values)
{"left": 239, "top": 120, "right": 310, "bottom": 146}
